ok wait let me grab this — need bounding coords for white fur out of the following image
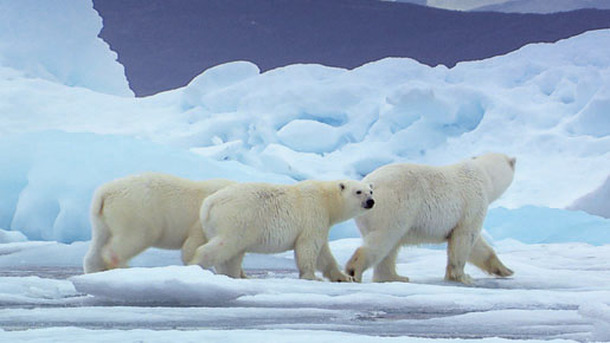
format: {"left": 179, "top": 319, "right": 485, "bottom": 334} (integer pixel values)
{"left": 190, "top": 180, "right": 375, "bottom": 281}
{"left": 345, "top": 153, "right": 516, "bottom": 285}
{"left": 83, "top": 173, "right": 235, "bottom": 273}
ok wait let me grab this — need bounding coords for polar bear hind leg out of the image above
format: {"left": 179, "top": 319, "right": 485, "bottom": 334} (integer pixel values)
{"left": 468, "top": 235, "right": 513, "bottom": 277}
{"left": 83, "top": 217, "right": 111, "bottom": 273}
{"left": 102, "top": 233, "right": 150, "bottom": 269}
{"left": 215, "top": 252, "right": 247, "bottom": 278}
{"left": 190, "top": 236, "right": 245, "bottom": 272}
{"left": 180, "top": 224, "right": 207, "bottom": 265}
{"left": 373, "top": 244, "right": 410, "bottom": 283}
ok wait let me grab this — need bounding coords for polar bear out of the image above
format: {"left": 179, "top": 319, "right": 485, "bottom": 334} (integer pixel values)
{"left": 345, "top": 153, "right": 516, "bottom": 285}
{"left": 83, "top": 173, "right": 235, "bottom": 273}
{"left": 189, "top": 180, "right": 375, "bottom": 281}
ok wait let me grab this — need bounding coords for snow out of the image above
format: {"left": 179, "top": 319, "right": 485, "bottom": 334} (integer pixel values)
{"left": 569, "top": 176, "right": 610, "bottom": 218}
{"left": 1, "top": 1, "right": 610, "bottom": 341}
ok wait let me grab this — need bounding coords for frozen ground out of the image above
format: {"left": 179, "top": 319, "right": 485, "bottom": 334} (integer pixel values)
{"left": 1, "top": 238, "right": 609, "bottom": 342}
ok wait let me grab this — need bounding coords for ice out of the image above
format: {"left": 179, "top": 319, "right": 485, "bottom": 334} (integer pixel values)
{"left": 2, "top": 28, "right": 610, "bottom": 243}
{"left": 1, "top": 238, "right": 609, "bottom": 341}
{"left": 2, "top": 25, "right": 610, "bottom": 243}
{"left": 0, "top": 328, "right": 577, "bottom": 343}
{"left": 0, "top": 0, "right": 131, "bottom": 96}
{"left": 0, "top": 131, "right": 291, "bottom": 242}
{"left": 484, "top": 206, "right": 610, "bottom": 246}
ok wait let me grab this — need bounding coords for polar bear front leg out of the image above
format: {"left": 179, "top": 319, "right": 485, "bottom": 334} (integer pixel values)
{"left": 295, "top": 234, "right": 324, "bottom": 281}
{"left": 445, "top": 221, "right": 481, "bottom": 285}
{"left": 317, "top": 242, "right": 353, "bottom": 282}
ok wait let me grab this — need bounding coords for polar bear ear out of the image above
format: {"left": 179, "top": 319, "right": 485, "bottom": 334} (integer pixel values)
{"left": 339, "top": 183, "right": 346, "bottom": 191}
{"left": 509, "top": 157, "right": 517, "bottom": 169}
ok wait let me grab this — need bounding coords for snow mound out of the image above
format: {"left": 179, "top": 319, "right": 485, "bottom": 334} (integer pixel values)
{"left": 163, "top": 30, "right": 610, "bottom": 208}
{"left": 0, "top": 276, "right": 78, "bottom": 306}
{"left": 568, "top": 176, "right": 610, "bottom": 219}
{"left": 580, "top": 302, "right": 610, "bottom": 342}
{"left": 71, "top": 266, "right": 261, "bottom": 306}
{"left": 0, "top": 229, "right": 27, "bottom": 243}
{"left": 0, "top": 0, "right": 132, "bottom": 96}
{"left": 277, "top": 119, "right": 345, "bottom": 153}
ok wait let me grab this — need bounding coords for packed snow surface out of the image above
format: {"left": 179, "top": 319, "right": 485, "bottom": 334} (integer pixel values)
{"left": 1, "top": 239, "right": 610, "bottom": 341}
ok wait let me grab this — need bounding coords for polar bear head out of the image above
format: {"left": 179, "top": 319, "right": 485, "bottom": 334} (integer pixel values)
{"left": 472, "top": 153, "right": 516, "bottom": 203}
{"left": 334, "top": 180, "right": 375, "bottom": 223}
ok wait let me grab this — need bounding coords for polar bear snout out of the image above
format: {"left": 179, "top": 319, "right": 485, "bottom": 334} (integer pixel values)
{"left": 363, "top": 198, "right": 375, "bottom": 209}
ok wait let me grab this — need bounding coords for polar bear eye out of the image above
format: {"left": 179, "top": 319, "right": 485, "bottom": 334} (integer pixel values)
{"left": 356, "top": 190, "right": 362, "bottom": 195}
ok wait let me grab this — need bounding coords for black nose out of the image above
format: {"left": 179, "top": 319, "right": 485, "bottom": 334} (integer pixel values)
{"left": 364, "top": 199, "right": 375, "bottom": 209}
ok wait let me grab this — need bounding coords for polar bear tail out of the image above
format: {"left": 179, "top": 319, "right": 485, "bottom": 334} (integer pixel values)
{"left": 83, "top": 192, "right": 112, "bottom": 273}
{"left": 199, "top": 200, "right": 214, "bottom": 227}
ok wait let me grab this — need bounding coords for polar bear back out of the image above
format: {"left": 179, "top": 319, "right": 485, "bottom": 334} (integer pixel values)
{"left": 95, "top": 173, "right": 234, "bottom": 249}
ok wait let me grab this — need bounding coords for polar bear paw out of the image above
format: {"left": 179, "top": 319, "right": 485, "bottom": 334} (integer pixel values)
{"left": 300, "top": 273, "right": 324, "bottom": 282}
{"left": 487, "top": 256, "right": 514, "bottom": 277}
{"left": 445, "top": 272, "right": 474, "bottom": 286}
{"left": 373, "top": 274, "right": 410, "bottom": 283}
{"left": 325, "top": 268, "right": 354, "bottom": 283}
